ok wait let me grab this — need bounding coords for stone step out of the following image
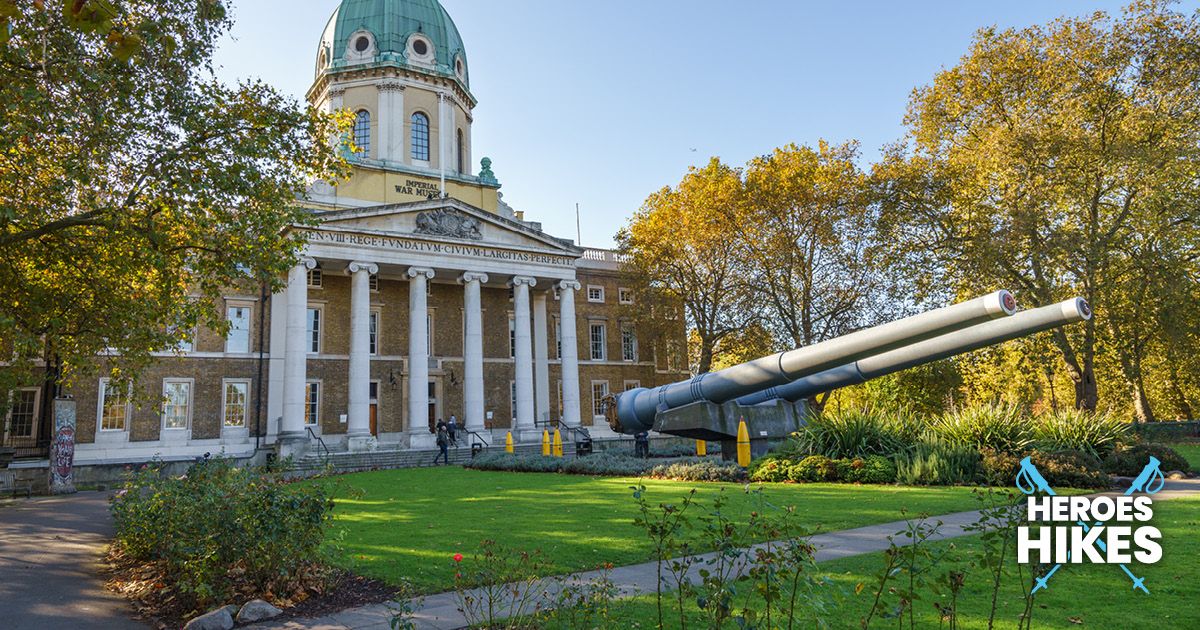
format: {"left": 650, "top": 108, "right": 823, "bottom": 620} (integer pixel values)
{"left": 288, "top": 442, "right": 581, "bottom": 475}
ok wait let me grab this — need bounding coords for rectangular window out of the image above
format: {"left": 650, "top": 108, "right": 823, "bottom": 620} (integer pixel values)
{"left": 369, "top": 273, "right": 379, "bottom": 291}
{"left": 589, "top": 322, "right": 606, "bottom": 361}
{"left": 591, "top": 381, "right": 609, "bottom": 418}
{"left": 556, "top": 380, "right": 563, "bottom": 418}
{"left": 307, "top": 268, "right": 322, "bottom": 288}
{"left": 369, "top": 310, "right": 379, "bottom": 355}
{"left": 621, "top": 325, "right": 638, "bottom": 362}
{"left": 554, "top": 318, "right": 562, "bottom": 358}
{"left": 427, "top": 312, "right": 434, "bottom": 356}
{"left": 509, "top": 381, "right": 517, "bottom": 420}
{"left": 162, "top": 380, "right": 191, "bottom": 430}
{"left": 226, "top": 305, "right": 251, "bottom": 353}
{"left": 619, "top": 287, "right": 633, "bottom": 304}
{"left": 223, "top": 380, "right": 249, "bottom": 428}
{"left": 509, "top": 315, "right": 516, "bottom": 359}
{"left": 305, "top": 381, "right": 320, "bottom": 426}
{"left": 98, "top": 379, "right": 128, "bottom": 432}
{"left": 169, "top": 325, "right": 194, "bottom": 353}
{"left": 587, "top": 285, "right": 605, "bottom": 303}
{"left": 7, "top": 388, "right": 38, "bottom": 438}
{"left": 624, "top": 380, "right": 641, "bottom": 392}
{"left": 307, "top": 307, "right": 321, "bottom": 354}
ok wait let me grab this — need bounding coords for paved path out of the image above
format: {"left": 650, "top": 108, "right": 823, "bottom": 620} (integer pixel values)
{"left": 249, "top": 479, "right": 1200, "bottom": 630}
{"left": 0, "top": 491, "right": 147, "bottom": 630}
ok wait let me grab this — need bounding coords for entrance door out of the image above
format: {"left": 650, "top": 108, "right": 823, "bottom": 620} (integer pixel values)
{"left": 426, "top": 381, "right": 438, "bottom": 433}
{"left": 368, "top": 381, "right": 379, "bottom": 436}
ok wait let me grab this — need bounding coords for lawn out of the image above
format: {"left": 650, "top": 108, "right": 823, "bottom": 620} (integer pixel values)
{"left": 318, "top": 467, "right": 990, "bottom": 593}
{"left": 1167, "top": 441, "right": 1200, "bottom": 472}
{"left": 586, "top": 494, "right": 1200, "bottom": 629}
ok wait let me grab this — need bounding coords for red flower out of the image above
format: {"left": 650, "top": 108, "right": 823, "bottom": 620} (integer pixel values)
{"left": 453, "top": 553, "right": 464, "bottom": 563}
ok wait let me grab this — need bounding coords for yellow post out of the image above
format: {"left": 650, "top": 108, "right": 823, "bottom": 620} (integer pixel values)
{"left": 505, "top": 431, "right": 514, "bottom": 453}
{"left": 696, "top": 440, "right": 707, "bottom": 457}
{"left": 541, "top": 429, "right": 551, "bottom": 456}
{"left": 736, "top": 420, "right": 751, "bottom": 468}
{"left": 553, "top": 429, "right": 563, "bottom": 458}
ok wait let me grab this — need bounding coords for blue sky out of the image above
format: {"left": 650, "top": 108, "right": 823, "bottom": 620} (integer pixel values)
{"left": 212, "top": 1, "right": 1167, "bottom": 248}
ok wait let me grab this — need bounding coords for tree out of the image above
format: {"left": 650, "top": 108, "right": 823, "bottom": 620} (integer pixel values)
{"left": 874, "top": 1, "right": 1200, "bottom": 414}
{"left": 616, "top": 159, "right": 754, "bottom": 374}
{"left": 0, "top": 1, "right": 349, "bottom": 401}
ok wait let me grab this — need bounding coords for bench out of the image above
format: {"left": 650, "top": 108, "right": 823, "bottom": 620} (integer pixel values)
{"left": 0, "top": 470, "right": 32, "bottom": 498}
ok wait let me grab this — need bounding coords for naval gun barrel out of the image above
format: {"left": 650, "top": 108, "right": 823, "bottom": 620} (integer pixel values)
{"left": 736, "top": 298, "right": 1091, "bottom": 405}
{"left": 613, "top": 290, "right": 1017, "bottom": 433}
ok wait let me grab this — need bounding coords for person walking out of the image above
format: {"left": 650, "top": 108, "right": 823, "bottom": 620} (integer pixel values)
{"left": 447, "top": 415, "right": 459, "bottom": 446}
{"left": 433, "top": 423, "right": 450, "bottom": 465}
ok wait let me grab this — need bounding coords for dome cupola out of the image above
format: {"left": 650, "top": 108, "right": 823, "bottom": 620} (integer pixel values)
{"left": 316, "top": 0, "right": 470, "bottom": 91}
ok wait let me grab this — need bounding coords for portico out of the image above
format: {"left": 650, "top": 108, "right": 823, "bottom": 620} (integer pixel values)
{"left": 269, "top": 197, "right": 587, "bottom": 455}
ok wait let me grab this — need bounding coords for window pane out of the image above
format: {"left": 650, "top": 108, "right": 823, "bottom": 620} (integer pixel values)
{"left": 591, "top": 382, "right": 609, "bottom": 417}
{"left": 223, "top": 382, "right": 248, "bottom": 428}
{"left": 411, "top": 112, "right": 430, "bottom": 161}
{"left": 509, "top": 316, "right": 515, "bottom": 358}
{"left": 369, "top": 311, "right": 379, "bottom": 355}
{"left": 590, "top": 323, "right": 606, "bottom": 360}
{"left": 163, "top": 382, "right": 190, "bottom": 429}
{"left": 8, "top": 390, "right": 37, "bottom": 437}
{"left": 622, "top": 327, "right": 637, "bottom": 362}
{"left": 354, "top": 110, "right": 371, "bottom": 157}
{"left": 100, "top": 381, "right": 127, "bottom": 431}
{"left": 226, "top": 306, "right": 250, "bottom": 353}
{"left": 307, "top": 308, "right": 320, "bottom": 353}
{"left": 305, "top": 382, "right": 319, "bottom": 425}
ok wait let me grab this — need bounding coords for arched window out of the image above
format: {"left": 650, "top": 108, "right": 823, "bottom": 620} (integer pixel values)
{"left": 410, "top": 112, "right": 429, "bottom": 161}
{"left": 353, "top": 110, "right": 371, "bottom": 157}
{"left": 456, "top": 129, "right": 464, "bottom": 173}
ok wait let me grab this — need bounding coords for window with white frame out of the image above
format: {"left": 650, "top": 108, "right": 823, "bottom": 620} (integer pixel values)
{"left": 225, "top": 305, "right": 251, "bottom": 353}
{"left": 427, "top": 312, "right": 434, "bottom": 356}
{"left": 305, "top": 381, "right": 320, "bottom": 426}
{"left": 98, "top": 379, "right": 129, "bottom": 432}
{"left": 223, "top": 380, "right": 249, "bottom": 428}
{"left": 306, "top": 307, "right": 321, "bottom": 354}
{"left": 619, "top": 287, "right": 633, "bottom": 304}
{"left": 161, "top": 380, "right": 191, "bottom": 430}
{"left": 369, "top": 273, "right": 379, "bottom": 291}
{"left": 169, "top": 325, "right": 194, "bottom": 352}
{"left": 307, "top": 267, "right": 322, "bottom": 288}
{"left": 554, "top": 318, "right": 562, "bottom": 358}
{"left": 509, "top": 381, "right": 517, "bottom": 419}
{"left": 369, "top": 310, "right": 380, "bottom": 355}
{"left": 508, "top": 315, "right": 516, "bottom": 358}
{"left": 589, "top": 322, "right": 606, "bottom": 361}
{"left": 7, "top": 388, "right": 38, "bottom": 437}
{"left": 587, "top": 285, "right": 605, "bottom": 303}
{"left": 556, "top": 380, "right": 563, "bottom": 418}
{"left": 591, "top": 381, "right": 609, "bottom": 418}
{"left": 624, "top": 380, "right": 641, "bottom": 392}
{"left": 621, "top": 325, "right": 638, "bottom": 362}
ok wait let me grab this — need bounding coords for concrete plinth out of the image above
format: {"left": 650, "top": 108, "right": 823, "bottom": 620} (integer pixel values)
{"left": 347, "top": 435, "right": 378, "bottom": 452}
{"left": 276, "top": 432, "right": 310, "bottom": 460}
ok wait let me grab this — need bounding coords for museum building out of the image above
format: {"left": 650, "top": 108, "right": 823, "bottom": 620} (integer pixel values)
{"left": 2, "top": 0, "right": 688, "bottom": 465}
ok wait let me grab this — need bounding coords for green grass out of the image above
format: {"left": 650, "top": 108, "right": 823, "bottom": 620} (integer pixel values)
{"left": 1167, "top": 441, "right": 1200, "bottom": 472}
{"left": 584, "top": 495, "right": 1200, "bottom": 629}
{"left": 318, "top": 467, "right": 990, "bottom": 593}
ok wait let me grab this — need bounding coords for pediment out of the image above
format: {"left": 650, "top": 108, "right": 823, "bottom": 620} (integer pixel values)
{"left": 311, "top": 198, "right": 580, "bottom": 256}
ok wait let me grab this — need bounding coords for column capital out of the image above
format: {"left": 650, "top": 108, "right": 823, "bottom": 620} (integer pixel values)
{"left": 458, "top": 271, "right": 489, "bottom": 285}
{"left": 509, "top": 275, "right": 538, "bottom": 288}
{"left": 407, "top": 266, "right": 435, "bottom": 280}
{"left": 557, "top": 280, "right": 582, "bottom": 292}
{"left": 297, "top": 256, "right": 317, "bottom": 271}
{"left": 377, "top": 81, "right": 405, "bottom": 93}
{"left": 346, "top": 261, "right": 379, "bottom": 275}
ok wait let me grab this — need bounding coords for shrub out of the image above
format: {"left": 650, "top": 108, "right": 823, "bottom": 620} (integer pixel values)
{"left": 1034, "top": 408, "right": 1129, "bottom": 457}
{"left": 109, "top": 457, "right": 332, "bottom": 612}
{"left": 791, "top": 407, "right": 917, "bottom": 459}
{"left": 648, "top": 458, "right": 748, "bottom": 482}
{"left": 561, "top": 453, "right": 653, "bottom": 476}
{"left": 931, "top": 403, "right": 1035, "bottom": 453}
{"left": 748, "top": 456, "right": 790, "bottom": 483}
{"left": 894, "top": 442, "right": 982, "bottom": 486}
{"left": 466, "top": 452, "right": 563, "bottom": 473}
{"left": 1103, "top": 443, "right": 1189, "bottom": 476}
{"left": 982, "top": 448, "right": 1109, "bottom": 489}
{"left": 788, "top": 455, "right": 839, "bottom": 482}
{"left": 837, "top": 455, "right": 897, "bottom": 484}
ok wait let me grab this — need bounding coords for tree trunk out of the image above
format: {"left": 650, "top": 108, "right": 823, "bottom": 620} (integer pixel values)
{"left": 1166, "top": 362, "right": 1193, "bottom": 420}
{"left": 1132, "top": 377, "right": 1156, "bottom": 424}
{"left": 696, "top": 341, "right": 714, "bottom": 375}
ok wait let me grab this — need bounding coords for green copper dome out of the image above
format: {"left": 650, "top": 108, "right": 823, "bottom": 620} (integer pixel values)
{"left": 317, "top": 0, "right": 470, "bottom": 90}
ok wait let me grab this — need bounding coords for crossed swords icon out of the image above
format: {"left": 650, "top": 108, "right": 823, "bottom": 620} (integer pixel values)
{"left": 1015, "top": 455, "right": 1166, "bottom": 594}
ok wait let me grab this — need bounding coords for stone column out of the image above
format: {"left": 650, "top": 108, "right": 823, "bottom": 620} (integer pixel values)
{"left": 407, "top": 267, "right": 435, "bottom": 435}
{"left": 557, "top": 280, "right": 583, "bottom": 426}
{"left": 280, "top": 257, "right": 316, "bottom": 458}
{"left": 511, "top": 276, "right": 537, "bottom": 437}
{"left": 377, "top": 81, "right": 404, "bottom": 162}
{"left": 347, "top": 261, "right": 378, "bottom": 451}
{"left": 533, "top": 291, "right": 550, "bottom": 426}
{"left": 459, "top": 272, "right": 489, "bottom": 433}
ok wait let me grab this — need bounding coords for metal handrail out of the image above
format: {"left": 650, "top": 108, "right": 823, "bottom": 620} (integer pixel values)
{"left": 462, "top": 428, "right": 490, "bottom": 448}
{"left": 305, "top": 427, "right": 330, "bottom": 465}
{"left": 539, "top": 417, "right": 591, "bottom": 445}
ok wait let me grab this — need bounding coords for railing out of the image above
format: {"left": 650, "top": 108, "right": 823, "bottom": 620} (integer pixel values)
{"left": 462, "top": 428, "right": 490, "bottom": 448}
{"left": 535, "top": 417, "right": 592, "bottom": 448}
{"left": 0, "top": 433, "right": 49, "bottom": 460}
{"left": 306, "top": 427, "right": 330, "bottom": 465}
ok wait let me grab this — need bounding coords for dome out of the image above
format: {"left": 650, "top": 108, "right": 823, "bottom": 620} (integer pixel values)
{"left": 316, "top": 0, "right": 470, "bottom": 89}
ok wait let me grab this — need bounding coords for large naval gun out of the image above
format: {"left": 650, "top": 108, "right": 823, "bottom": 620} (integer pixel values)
{"left": 604, "top": 292, "right": 1091, "bottom": 457}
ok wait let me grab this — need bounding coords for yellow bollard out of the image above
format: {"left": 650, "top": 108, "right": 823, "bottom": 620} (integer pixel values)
{"left": 542, "top": 429, "right": 551, "bottom": 456}
{"left": 736, "top": 420, "right": 751, "bottom": 468}
{"left": 696, "top": 440, "right": 707, "bottom": 457}
{"left": 553, "top": 429, "right": 563, "bottom": 458}
{"left": 505, "top": 431, "right": 514, "bottom": 453}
